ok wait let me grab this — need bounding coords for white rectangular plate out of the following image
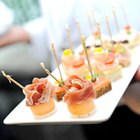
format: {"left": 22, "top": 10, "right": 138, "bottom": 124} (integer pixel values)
{"left": 3, "top": 46, "right": 140, "bottom": 125}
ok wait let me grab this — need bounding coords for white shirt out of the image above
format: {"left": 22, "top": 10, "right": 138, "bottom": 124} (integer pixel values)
{"left": 0, "top": 1, "right": 13, "bottom": 35}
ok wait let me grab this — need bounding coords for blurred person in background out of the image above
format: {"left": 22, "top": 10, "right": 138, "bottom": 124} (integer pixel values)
{"left": 0, "top": 0, "right": 140, "bottom": 139}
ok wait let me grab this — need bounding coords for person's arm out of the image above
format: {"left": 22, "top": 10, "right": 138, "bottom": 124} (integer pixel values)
{"left": 119, "top": 66, "right": 140, "bottom": 115}
{"left": 0, "top": 26, "right": 30, "bottom": 48}
{"left": 0, "top": 17, "right": 47, "bottom": 48}
{"left": 0, "top": 17, "right": 52, "bottom": 70}
{"left": 135, "top": 67, "right": 140, "bottom": 80}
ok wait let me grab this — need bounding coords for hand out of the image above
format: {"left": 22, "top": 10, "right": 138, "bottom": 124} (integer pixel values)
{"left": 0, "top": 26, "right": 30, "bottom": 48}
{"left": 120, "top": 66, "right": 140, "bottom": 115}
{"left": 135, "top": 66, "right": 140, "bottom": 80}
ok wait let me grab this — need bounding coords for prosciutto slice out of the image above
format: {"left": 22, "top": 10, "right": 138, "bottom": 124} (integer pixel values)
{"left": 23, "top": 78, "right": 52, "bottom": 106}
{"left": 64, "top": 75, "right": 95, "bottom": 105}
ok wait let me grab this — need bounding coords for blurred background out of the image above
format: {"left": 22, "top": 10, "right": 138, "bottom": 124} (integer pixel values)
{"left": 0, "top": 0, "right": 42, "bottom": 75}
{"left": 0, "top": 0, "right": 140, "bottom": 140}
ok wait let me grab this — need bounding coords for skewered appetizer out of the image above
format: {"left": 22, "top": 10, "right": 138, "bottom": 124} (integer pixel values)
{"left": 40, "top": 62, "right": 67, "bottom": 102}
{"left": 114, "top": 43, "right": 131, "bottom": 67}
{"left": 63, "top": 75, "right": 95, "bottom": 117}
{"left": 119, "top": 25, "right": 140, "bottom": 48}
{"left": 50, "top": 44, "right": 67, "bottom": 102}
{"left": 85, "top": 75, "right": 112, "bottom": 98}
{"left": 23, "top": 77, "right": 56, "bottom": 118}
{"left": 79, "top": 45, "right": 94, "bottom": 65}
{"left": 86, "top": 31, "right": 112, "bottom": 49}
{"left": 94, "top": 31, "right": 112, "bottom": 49}
{"left": 93, "top": 47, "right": 122, "bottom": 82}
{"left": 52, "top": 81, "right": 66, "bottom": 101}
{"left": 61, "top": 49, "right": 89, "bottom": 78}
{"left": 2, "top": 71, "right": 56, "bottom": 118}
{"left": 61, "top": 49, "right": 75, "bottom": 67}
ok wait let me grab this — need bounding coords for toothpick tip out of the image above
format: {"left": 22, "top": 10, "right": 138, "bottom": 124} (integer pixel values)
{"left": 81, "top": 35, "right": 85, "bottom": 40}
{"left": 51, "top": 42, "right": 54, "bottom": 46}
{"left": 75, "top": 19, "right": 79, "bottom": 23}
{"left": 40, "top": 62, "right": 44, "bottom": 67}
{"left": 1, "top": 70, "right": 6, "bottom": 77}
{"left": 65, "top": 24, "right": 69, "bottom": 29}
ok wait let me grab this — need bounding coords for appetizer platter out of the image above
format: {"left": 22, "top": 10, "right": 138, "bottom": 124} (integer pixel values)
{"left": 3, "top": 3, "right": 140, "bottom": 125}
{"left": 3, "top": 42, "right": 140, "bottom": 125}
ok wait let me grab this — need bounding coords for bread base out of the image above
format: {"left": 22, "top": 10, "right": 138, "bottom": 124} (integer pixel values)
{"left": 93, "top": 77, "right": 112, "bottom": 98}
{"left": 127, "top": 35, "right": 140, "bottom": 49}
{"left": 118, "top": 58, "right": 131, "bottom": 67}
{"left": 96, "top": 65, "right": 122, "bottom": 82}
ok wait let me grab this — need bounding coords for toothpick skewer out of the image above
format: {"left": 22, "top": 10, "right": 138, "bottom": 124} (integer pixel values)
{"left": 2, "top": 71, "right": 24, "bottom": 89}
{"left": 87, "top": 9, "right": 98, "bottom": 34}
{"left": 81, "top": 36, "right": 95, "bottom": 82}
{"left": 105, "top": 16, "right": 113, "bottom": 40}
{"left": 40, "top": 62, "right": 64, "bottom": 88}
{"left": 65, "top": 24, "right": 74, "bottom": 52}
{"left": 75, "top": 19, "right": 82, "bottom": 40}
{"left": 120, "top": 1, "right": 129, "bottom": 25}
{"left": 112, "top": 6, "right": 120, "bottom": 33}
{"left": 91, "top": 9, "right": 97, "bottom": 28}
{"left": 96, "top": 22, "right": 104, "bottom": 48}
{"left": 51, "top": 43, "right": 64, "bottom": 84}
{"left": 105, "top": 15, "right": 114, "bottom": 46}
{"left": 87, "top": 9, "right": 94, "bottom": 37}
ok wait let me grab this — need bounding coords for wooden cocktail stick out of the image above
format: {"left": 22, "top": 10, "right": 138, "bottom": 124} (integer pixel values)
{"left": 40, "top": 62, "right": 65, "bottom": 88}
{"left": 112, "top": 6, "right": 120, "bottom": 33}
{"left": 81, "top": 36, "right": 96, "bottom": 82}
{"left": 2, "top": 71, "right": 24, "bottom": 89}
{"left": 87, "top": 9, "right": 94, "bottom": 36}
{"left": 105, "top": 15, "right": 114, "bottom": 46}
{"left": 120, "top": 1, "right": 129, "bottom": 25}
{"left": 51, "top": 43, "right": 64, "bottom": 84}
{"left": 75, "top": 19, "right": 82, "bottom": 40}
{"left": 96, "top": 22, "right": 104, "bottom": 48}
{"left": 65, "top": 24, "right": 74, "bottom": 52}
{"left": 87, "top": 9, "right": 98, "bottom": 36}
